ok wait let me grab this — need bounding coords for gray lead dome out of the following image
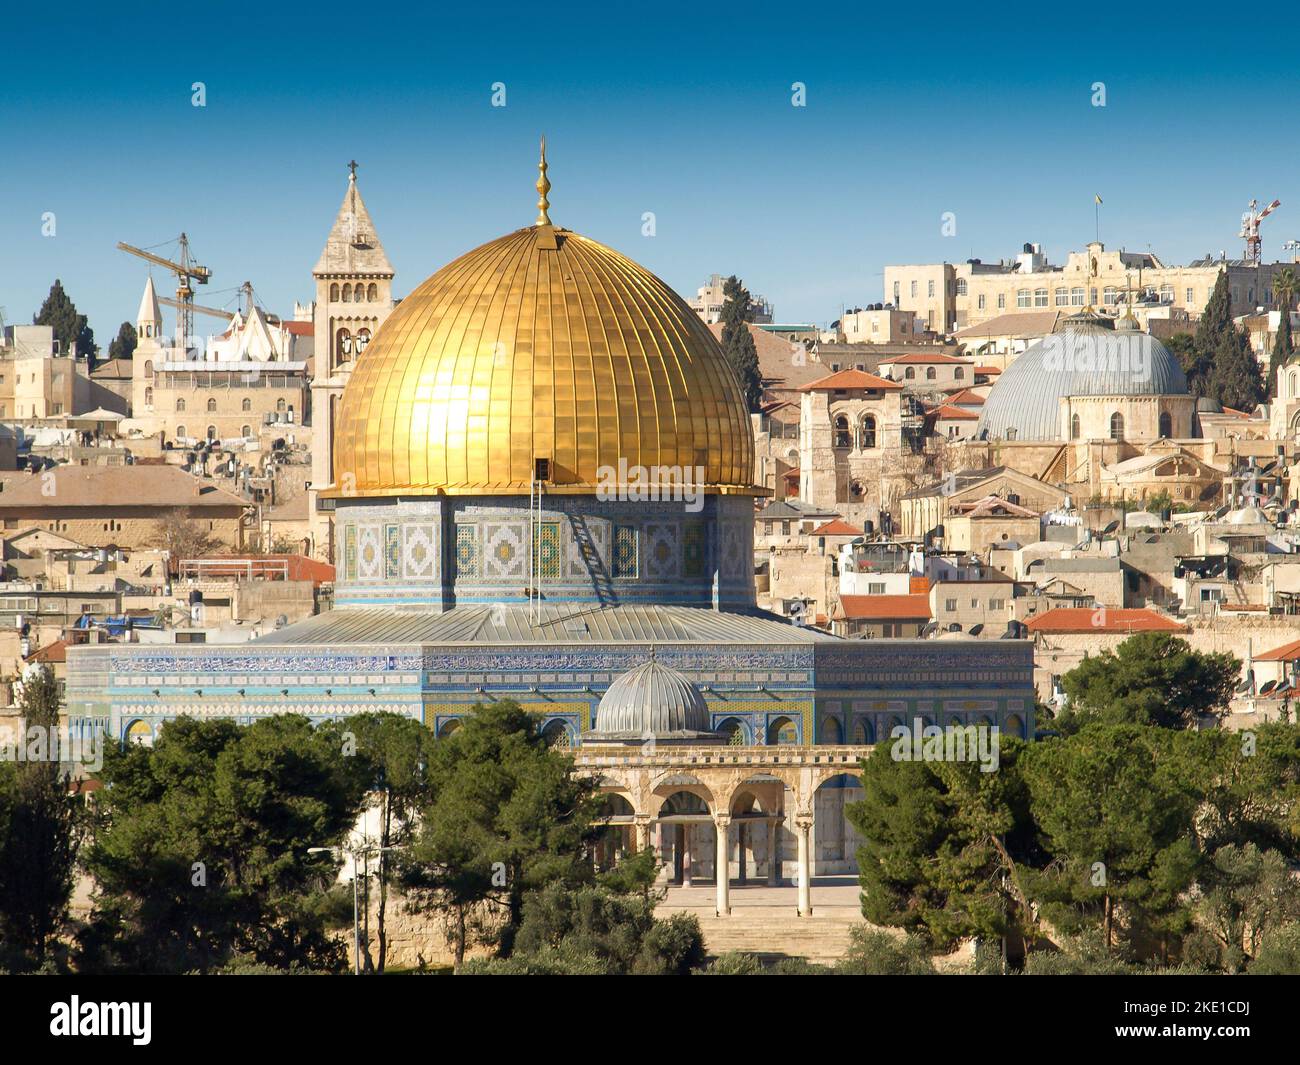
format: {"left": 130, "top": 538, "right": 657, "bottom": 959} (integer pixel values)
{"left": 975, "top": 323, "right": 1189, "bottom": 442}
{"left": 592, "top": 658, "right": 711, "bottom": 736}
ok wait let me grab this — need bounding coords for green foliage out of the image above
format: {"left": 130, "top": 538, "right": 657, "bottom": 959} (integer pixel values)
{"left": 1023, "top": 932, "right": 1135, "bottom": 975}
{"left": 1057, "top": 632, "right": 1239, "bottom": 731}
{"left": 719, "top": 275, "right": 763, "bottom": 411}
{"left": 1196, "top": 723, "right": 1300, "bottom": 860}
{"left": 1247, "top": 921, "right": 1300, "bottom": 974}
{"left": 846, "top": 737, "right": 1038, "bottom": 947}
{"left": 839, "top": 927, "right": 936, "bottom": 975}
{"left": 596, "top": 846, "right": 662, "bottom": 899}
{"left": 700, "top": 951, "right": 764, "bottom": 975}
{"left": 33, "top": 279, "right": 95, "bottom": 362}
{"left": 466, "top": 876, "right": 704, "bottom": 976}
{"left": 0, "top": 665, "right": 81, "bottom": 972}
{"left": 1186, "top": 270, "right": 1262, "bottom": 412}
{"left": 107, "top": 321, "right": 137, "bottom": 362}
{"left": 1194, "top": 844, "right": 1300, "bottom": 972}
{"left": 78, "top": 715, "right": 365, "bottom": 973}
{"left": 1021, "top": 724, "right": 1204, "bottom": 956}
{"left": 398, "top": 701, "right": 604, "bottom": 964}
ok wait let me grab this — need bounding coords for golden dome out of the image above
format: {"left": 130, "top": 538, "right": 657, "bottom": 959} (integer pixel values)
{"left": 331, "top": 221, "right": 756, "bottom": 497}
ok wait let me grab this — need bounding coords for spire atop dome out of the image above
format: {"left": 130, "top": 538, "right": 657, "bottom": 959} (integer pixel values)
{"left": 535, "top": 136, "right": 551, "bottom": 226}
{"left": 313, "top": 162, "right": 394, "bottom": 277}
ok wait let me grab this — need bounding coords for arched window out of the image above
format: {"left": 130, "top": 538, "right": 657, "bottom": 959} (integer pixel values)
{"left": 206, "top": 425, "right": 218, "bottom": 442}
{"left": 356, "top": 328, "right": 371, "bottom": 354}
{"left": 1158, "top": 412, "right": 1172, "bottom": 438}
{"left": 954, "top": 367, "right": 964, "bottom": 380}
{"left": 144, "top": 359, "right": 154, "bottom": 379}
{"left": 833, "top": 414, "right": 852, "bottom": 448}
{"left": 1109, "top": 412, "right": 1124, "bottom": 440}
{"left": 353, "top": 284, "right": 364, "bottom": 303}
{"left": 859, "top": 414, "right": 877, "bottom": 449}
{"left": 904, "top": 367, "right": 916, "bottom": 380}
{"left": 241, "top": 425, "right": 251, "bottom": 437}
{"left": 144, "top": 386, "right": 153, "bottom": 407}
{"left": 330, "top": 283, "right": 340, "bottom": 301}
{"left": 926, "top": 366, "right": 937, "bottom": 380}
{"left": 241, "top": 397, "right": 251, "bottom": 412}
{"left": 276, "top": 398, "right": 287, "bottom": 412}
{"left": 1290, "top": 370, "right": 1299, "bottom": 398}
{"left": 1034, "top": 287, "right": 1048, "bottom": 307}
{"left": 336, "top": 329, "right": 353, "bottom": 362}
{"left": 176, "top": 425, "right": 186, "bottom": 438}
{"left": 175, "top": 398, "right": 186, "bottom": 412}
{"left": 367, "top": 283, "right": 378, "bottom": 300}
{"left": 1016, "top": 288, "right": 1031, "bottom": 308}
{"left": 341, "top": 284, "right": 352, "bottom": 302}
{"left": 767, "top": 716, "right": 798, "bottom": 745}
{"left": 206, "top": 398, "right": 217, "bottom": 412}
{"left": 1070, "top": 413, "right": 1080, "bottom": 439}
{"left": 821, "top": 717, "right": 844, "bottom": 744}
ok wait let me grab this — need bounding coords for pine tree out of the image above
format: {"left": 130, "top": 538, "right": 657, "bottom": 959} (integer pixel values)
{"left": 107, "top": 321, "right": 137, "bottom": 362}
{"left": 33, "top": 280, "right": 96, "bottom": 366}
{"left": 719, "top": 276, "right": 763, "bottom": 411}
{"left": 1190, "top": 270, "right": 1263, "bottom": 411}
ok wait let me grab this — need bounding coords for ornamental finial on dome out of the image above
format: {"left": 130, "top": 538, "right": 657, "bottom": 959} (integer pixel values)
{"left": 535, "top": 136, "right": 551, "bottom": 226}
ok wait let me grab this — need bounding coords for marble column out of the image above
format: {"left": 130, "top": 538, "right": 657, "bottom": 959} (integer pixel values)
{"left": 795, "top": 817, "right": 813, "bottom": 917}
{"left": 714, "top": 814, "right": 732, "bottom": 916}
{"left": 634, "top": 816, "right": 651, "bottom": 853}
{"left": 766, "top": 817, "right": 780, "bottom": 886}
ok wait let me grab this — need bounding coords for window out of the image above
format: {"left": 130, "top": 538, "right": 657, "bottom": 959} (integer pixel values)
{"left": 241, "top": 397, "right": 251, "bottom": 411}
{"left": 927, "top": 280, "right": 935, "bottom": 298}
{"left": 176, "top": 425, "right": 186, "bottom": 438}
{"left": 910, "top": 281, "right": 918, "bottom": 298}
{"left": 206, "top": 398, "right": 217, "bottom": 412}
{"left": 1016, "top": 289, "right": 1031, "bottom": 308}
{"left": 1159, "top": 284, "right": 1174, "bottom": 303}
{"left": 175, "top": 398, "right": 186, "bottom": 412}
{"left": 859, "top": 414, "right": 877, "bottom": 449}
{"left": 997, "top": 293, "right": 1006, "bottom": 309}
{"left": 276, "top": 398, "right": 287, "bottom": 412}
{"left": 1159, "top": 411, "right": 1172, "bottom": 438}
{"left": 206, "top": 425, "right": 218, "bottom": 442}
{"left": 925, "top": 366, "right": 937, "bottom": 380}
{"left": 868, "top": 582, "right": 886, "bottom": 594}
{"left": 330, "top": 283, "right": 340, "bottom": 301}
{"left": 144, "top": 386, "right": 153, "bottom": 406}
{"left": 241, "top": 425, "right": 251, "bottom": 437}
{"left": 368, "top": 283, "right": 378, "bottom": 300}
{"left": 904, "top": 367, "right": 915, "bottom": 380}
{"left": 956, "top": 279, "right": 967, "bottom": 295}
{"left": 1109, "top": 412, "right": 1124, "bottom": 440}
{"left": 833, "top": 415, "right": 852, "bottom": 448}
{"left": 1071, "top": 287, "right": 1086, "bottom": 306}
{"left": 989, "top": 599, "right": 1005, "bottom": 610}
{"left": 342, "top": 284, "right": 352, "bottom": 302}
{"left": 336, "top": 328, "right": 353, "bottom": 362}
{"left": 1071, "top": 413, "right": 1080, "bottom": 439}
{"left": 1055, "top": 288, "right": 1070, "bottom": 306}
{"left": 978, "top": 294, "right": 986, "bottom": 310}
{"left": 1186, "top": 287, "right": 1194, "bottom": 305}
{"left": 954, "top": 367, "right": 964, "bottom": 380}
{"left": 945, "top": 599, "right": 957, "bottom": 611}
{"left": 1034, "top": 288, "right": 1048, "bottom": 307}
{"left": 893, "top": 281, "right": 900, "bottom": 301}
{"left": 144, "top": 360, "right": 154, "bottom": 379}
{"left": 1103, "top": 287, "right": 1119, "bottom": 306}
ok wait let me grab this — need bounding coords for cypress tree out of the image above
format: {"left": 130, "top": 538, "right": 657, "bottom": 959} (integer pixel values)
{"left": 719, "top": 275, "right": 763, "bottom": 412}
{"left": 1190, "top": 270, "right": 1263, "bottom": 411}
{"left": 33, "top": 280, "right": 96, "bottom": 366}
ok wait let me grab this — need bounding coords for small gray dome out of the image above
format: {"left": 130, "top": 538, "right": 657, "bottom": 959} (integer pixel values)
{"left": 593, "top": 658, "right": 710, "bottom": 736}
{"left": 976, "top": 323, "right": 1188, "bottom": 442}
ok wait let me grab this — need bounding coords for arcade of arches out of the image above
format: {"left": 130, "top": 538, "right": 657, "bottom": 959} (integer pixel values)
{"left": 577, "top": 743, "right": 871, "bottom": 917}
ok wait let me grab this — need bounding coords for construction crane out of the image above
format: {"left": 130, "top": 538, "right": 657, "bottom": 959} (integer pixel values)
{"left": 1240, "top": 198, "right": 1281, "bottom": 266}
{"left": 160, "top": 282, "right": 282, "bottom": 328}
{"left": 115, "top": 234, "right": 212, "bottom": 356}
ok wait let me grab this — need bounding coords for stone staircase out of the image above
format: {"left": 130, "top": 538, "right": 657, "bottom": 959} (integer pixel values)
{"left": 688, "top": 911, "right": 864, "bottom": 964}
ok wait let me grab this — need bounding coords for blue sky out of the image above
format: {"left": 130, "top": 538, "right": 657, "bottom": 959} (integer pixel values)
{"left": 4, "top": 2, "right": 1300, "bottom": 346}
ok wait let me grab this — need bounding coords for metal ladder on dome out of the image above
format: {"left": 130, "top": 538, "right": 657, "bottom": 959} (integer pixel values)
{"left": 529, "top": 460, "right": 550, "bottom": 626}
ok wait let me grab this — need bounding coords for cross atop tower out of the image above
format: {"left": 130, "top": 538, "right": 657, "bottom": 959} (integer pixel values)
{"left": 348, "top": 159, "right": 359, "bottom": 179}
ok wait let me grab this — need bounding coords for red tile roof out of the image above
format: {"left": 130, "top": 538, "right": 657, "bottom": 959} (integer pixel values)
{"left": 835, "top": 593, "right": 932, "bottom": 621}
{"left": 27, "top": 639, "right": 66, "bottom": 664}
{"left": 880, "top": 352, "right": 968, "bottom": 365}
{"left": 974, "top": 365, "right": 1002, "bottom": 374}
{"left": 811, "top": 519, "right": 861, "bottom": 536}
{"left": 1024, "top": 607, "right": 1187, "bottom": 635}
{"left": 946, "top": 388, "right": 986, "bottom": 405}
{"left": 282, "top": 320, "right": 314, "bottom": 335}
{"left": 1255, "top": 637, "right": 1300, "bottom": 661}
{"left": 930, "top": 404, "right": 979, "bottom": 421}
{"left": 799, "top": 368, "right": 902, "bottom": 392}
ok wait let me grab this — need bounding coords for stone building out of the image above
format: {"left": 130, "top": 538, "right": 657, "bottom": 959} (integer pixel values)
{"left": 128, "top": 277, "right": 311, "bottom": 446}
{"left": 308, "top": 165, "right": 397, "bottom": 560}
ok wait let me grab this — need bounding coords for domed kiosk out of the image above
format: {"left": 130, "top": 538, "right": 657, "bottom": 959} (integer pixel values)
{"left": 976, "top": 311, "right": 1195, "bottom": 443}
{"left": 587, "top": 655, "right": 718, "bottom": 743}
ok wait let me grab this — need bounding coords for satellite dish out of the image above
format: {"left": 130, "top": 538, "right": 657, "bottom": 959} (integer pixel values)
{"left": 1260, "top": 680, "right": 1278, "bottom": 695}
{"left": 920, "top": 621, "right": 939, "bottom": 637}
{"left": 968, "top": 623, "right": 985, "bottom": 636}
{"left": 1213, "top": 504, "right": 1231, "bottom": 519}
{"left": 1102, "top": 519, "right": 1120, "bottom": 536}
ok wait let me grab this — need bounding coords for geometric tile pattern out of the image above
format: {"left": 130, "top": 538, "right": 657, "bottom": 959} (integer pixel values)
{"left": 357, "top": 525, "right": 382, "bottom": 580}
{"left": 402, "top": 523, "right": 439, "bottom": 579}
{"left": 612, "top": 524, "right": 638, "bottom": 579}
{"left": 483, "top": 522, "right": 527, "bottom": 580}
{"left": 683, "top": 521, "right": 705, "bottom": 579}
{"left": 455, "top": 523, "right": 479, "bottom": 579}
{"left": 644, "top": 522, "right": 679, "bottom": 579}
{"left": 344, "top": 523, "right": 357, "bottom": 581}
{"left": 533, "top": 521, "right": 561, "bottom": 581}
{"left": 384, "top": 524, "right": 401, "bottom": 579}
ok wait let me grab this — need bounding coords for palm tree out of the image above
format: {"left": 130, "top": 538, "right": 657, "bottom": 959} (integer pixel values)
{"left": 1268, "top": 267, "right": 1298, "bottom": 398}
